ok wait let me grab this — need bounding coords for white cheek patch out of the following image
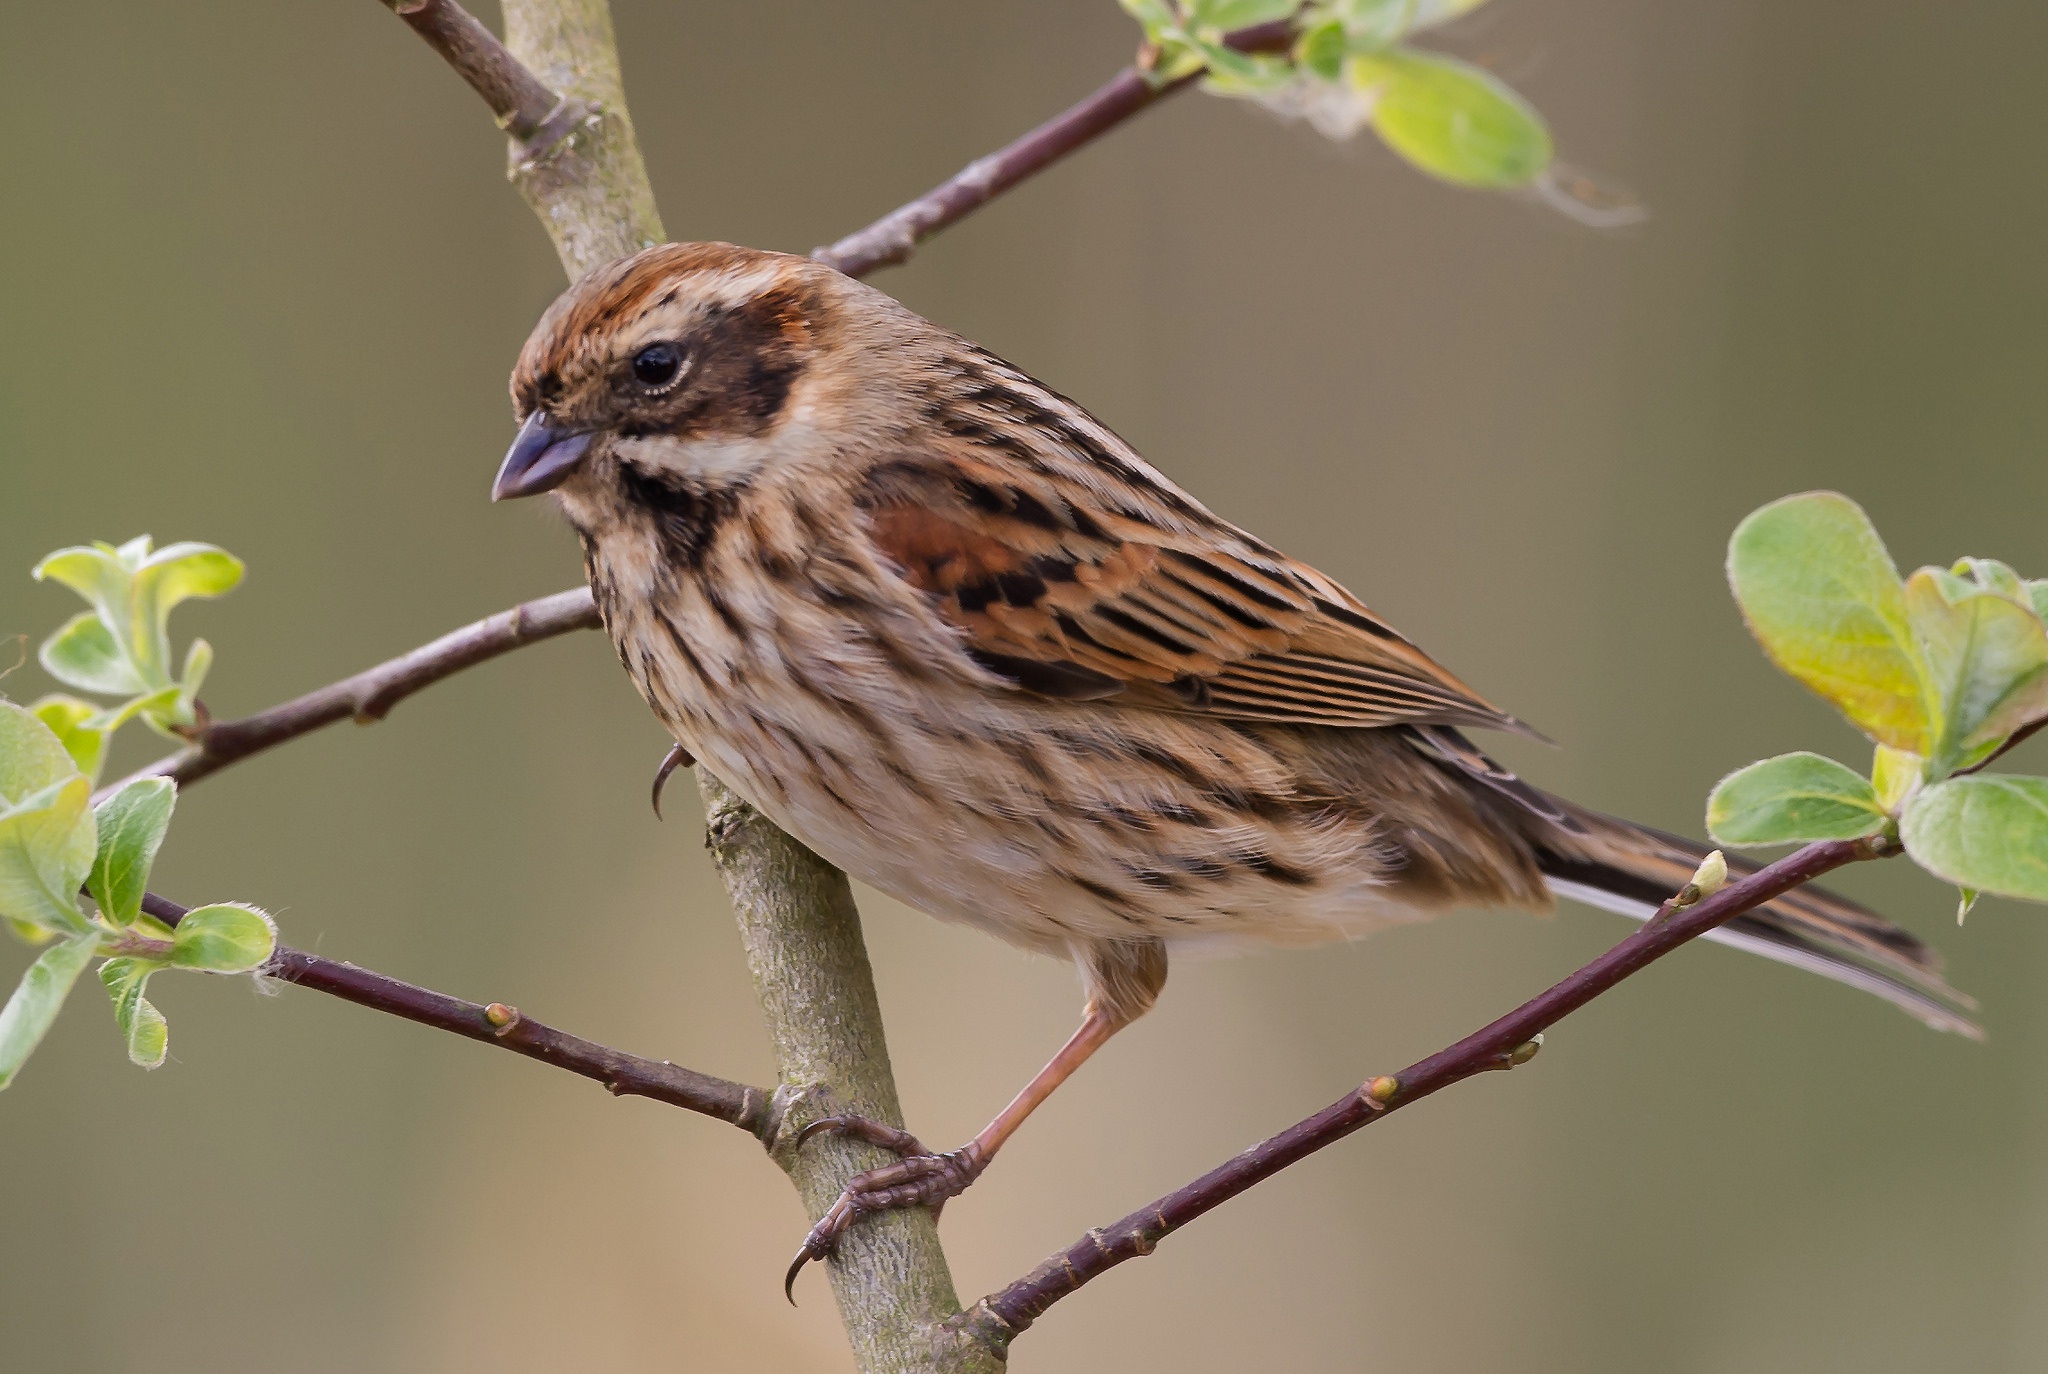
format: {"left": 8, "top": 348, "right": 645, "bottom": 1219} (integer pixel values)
{"left": 614, "top": 432, "right": 768, "bottom": 483}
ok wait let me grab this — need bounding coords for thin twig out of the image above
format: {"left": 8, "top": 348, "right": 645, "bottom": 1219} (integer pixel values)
{"left": 381, "top": 0, "right": 569, "bottom": 142}
{"left": 138, "top": 892, "right": 772, "bottom": 1135}
{"left": 814, "top": 20, "right": 1296, "bottom": 277}
{"left": 105, "top": 587, "right": 600, "bottom": 800}
{"left": 954, "top": 836, "right": 1887, "bottom": 1354}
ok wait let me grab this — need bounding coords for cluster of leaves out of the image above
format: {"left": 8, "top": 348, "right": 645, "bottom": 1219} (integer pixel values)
{"left": 0, "top": 538, "right": 271, "bottom": 1091}
{"left": 30, "top": 536, "right": 244, "bottom": 777}
{"left": 1120, "top": 0, "right": 1551, "bottom": 189}
{"left": 1709, "top": 492, "right": 2048, "bottom": 917}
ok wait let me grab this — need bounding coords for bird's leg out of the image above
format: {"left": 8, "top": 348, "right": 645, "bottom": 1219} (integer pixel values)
{"left": 783, "top": 1002, "right": 1127, "bottom": 1300}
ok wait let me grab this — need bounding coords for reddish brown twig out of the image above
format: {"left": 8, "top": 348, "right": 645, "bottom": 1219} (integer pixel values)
{"left": 814, "top": 20, "right": 1296, "bottom": 277}
{"left": 954, "top": 836, "right": 1887, "bottom": 1354}
{"left": 105, "top": 587, "right": 600, "bottom": 800}
{"left": 138, "top": 892, "right": 771, "bottom": 1134}
{"left": 380, "top": 0, "right": 568, "bottom": 141}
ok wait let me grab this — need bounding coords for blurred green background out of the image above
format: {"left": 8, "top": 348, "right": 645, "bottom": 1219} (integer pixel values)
{"left": 6, "top": 2, "right": 2048, "bottom": 1370}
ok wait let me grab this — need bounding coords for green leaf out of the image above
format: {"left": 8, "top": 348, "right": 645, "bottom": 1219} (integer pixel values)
{"left": 1196, "top": 37, "right": 1296, "bottom": 93}
{"left": 0, "top": 777, "right": 97, "bottom": 938}
{"left": 1871, "top": 744, "right": 1925, "bottom": 812}
{"left": 98, "top": 956, "right": 168, "bottom": 1069}
{"left": 169, "top": 903, "right": 274, "bottom": 973}
{"left": 1189, "top": 0, "right": 1299, "bottom": 28}
{"left": 28, "top": 696, "right": 110, "bottom": 784}
{"left": 88, "top": 779, "right": 176, "bottom": 927}
{"left": 1706, "top": 751, "right": 1888, "bottom": 847}
{"left": 1727, "top": 492, "right": 1931, "bottom": 754}
{"left": 1298, "top": 20, "right": 1348, "bottom": 79}
{"left": 1906, "top": 565, "right": 2048, "bottom": 775}
{"left": 0, "top": 697, "right": 82, "bottom": 806}
{"left": 2027, "top": 578, "right": 2048, "bottom": 624}
{"left": 1351, "top": 49, "right": 1552, "bottom": 187}
{"left": 1900, "top": 774, "right": 2048, "bottom": 902}
{"left": 1119, "top": 0, "right": 1181, "bottom": 39}
{"left": 130, "top": 543, "right": 242, "bottom": 685}
{"left": 38, "top": 612, "right": 144, "bottom": 697}
{"left": 33, "top": 537, "right": 240, "bottom": 696}
{"left": 1957, "top": 888, "right": 1979, "bottom": 924}
{"left": 0, "top": 931, "right": 100, "bottom": 1090}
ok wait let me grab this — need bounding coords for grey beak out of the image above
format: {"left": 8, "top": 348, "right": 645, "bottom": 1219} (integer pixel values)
{"left": 492, "top": 413, "right": 595, "bottom": 501}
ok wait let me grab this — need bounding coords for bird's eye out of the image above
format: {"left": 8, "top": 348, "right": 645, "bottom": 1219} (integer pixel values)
{"left": 631, "top": 342, "right": 685, "bottom": 391}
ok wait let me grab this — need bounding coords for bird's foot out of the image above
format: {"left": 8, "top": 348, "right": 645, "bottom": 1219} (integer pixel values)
{"left": 782, "top": 1115, "right": 988, "bottom": 1301}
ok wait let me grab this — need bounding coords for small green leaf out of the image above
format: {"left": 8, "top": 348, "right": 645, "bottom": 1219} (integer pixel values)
{"left": 32, "top": 537, "right": 240, "bottom": 698}
{"left": 1706, "top": 751, "right": 1888, "bottom": 847}
{"left": 1119, "top": 0, "right": 1181, "bottom": 39}
{"left": 1352, "top": 49, "right": 1552, "bottom": 187}
{"left": 1298, "top": 20, "right": 1348, "bottom": 79}
{"left": 1196, "top": 38, "right": 1296, "bottom": 93}
{"left": 0, "top": 930, "right": 100, "bottom": 1090}
{"left": 169, "top": 903, "right": 274, "bottom": 973}
{"left": 1957, "top": 888, "right": 1978, "bottom": 924}
{"left": 38, "top": 612, "right": 144, "bottom": 697}
{"left": 1906, "top": 566, "right": 2048, "bottom": 776}
{"left": 1900, "top": 774, "right": 2048, "bottom": 902}
{"left": 1189, "top": 0, "right": 1299, "bottom": 28}
{"left": 98, "top": 956, "right": 169, "bottom": 1069}
{"left": 1871, "top": 744, "right": 1925, "bottom": 813}
{"left": 0, "top": 777, "right": 97, "bottom": 938}
{"left": 88, "top": 778, "right": 176, "bottom": 927}
{"left": 2026, "top": 578, "right": 2048, "bottom": 624}
{"left": 28, "top": 696, "right": 111, "bottom": 783}
{"left": 1727, "top": 492, "right": 1931, "bottom": 755}
{"left": 0, "top": 697, "right": 82, "bottom": 806}
{"left": 129, "top": 543, "right": 242, "bottom": 686}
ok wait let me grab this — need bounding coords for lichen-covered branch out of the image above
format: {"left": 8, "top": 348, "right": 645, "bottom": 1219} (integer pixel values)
{"left": 481, "top": 5, "right": 979, "bottom": 1369}
{"left": 702, "top": 780, "right": 997, "bottom": 1374}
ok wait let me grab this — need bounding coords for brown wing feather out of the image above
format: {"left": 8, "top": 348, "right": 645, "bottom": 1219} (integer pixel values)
{"left": 856, "top": 372, "right": 1529, "bottom": 736}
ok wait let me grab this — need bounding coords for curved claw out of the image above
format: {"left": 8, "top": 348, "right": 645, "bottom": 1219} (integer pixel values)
{"left": 650, "top": 742, "right": 694, "bottom": 819}
{"left": 784, "top": 1248, "right": 814, "bottom": 1305}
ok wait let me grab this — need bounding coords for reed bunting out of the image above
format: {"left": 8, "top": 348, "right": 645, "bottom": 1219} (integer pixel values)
{"left": 491, "top": 242, "right": 1975, "bottom": 1291}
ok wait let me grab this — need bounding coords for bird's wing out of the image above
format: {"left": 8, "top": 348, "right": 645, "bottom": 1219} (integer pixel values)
{"left": 855, "top": 397, "right": 1528, "bottom": 734}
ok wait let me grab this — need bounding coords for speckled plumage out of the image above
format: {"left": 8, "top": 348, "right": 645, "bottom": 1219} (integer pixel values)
{"left": 498, "top": 241, "right": 1976, "bottom": 1266}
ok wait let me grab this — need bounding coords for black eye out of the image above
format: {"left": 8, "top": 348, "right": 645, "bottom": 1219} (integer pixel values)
{"left": 631, "top": 342, "right": 684, "bottom": 390}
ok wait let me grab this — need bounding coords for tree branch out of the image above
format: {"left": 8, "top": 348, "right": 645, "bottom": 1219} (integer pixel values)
{"left": 137, "top": 892, "right": 771, "bottom": 1133}
{"left": 813, "top": 19, "right": 1295, "bottom": 277}
{"left": 952, "top": 836, "right": 1888, "bottom": 1356}
{"left": 380, "top": 0, "right": 566, "bottom": 140}
{"left": 106, "top": 587, "right": 599, "bottom": 800}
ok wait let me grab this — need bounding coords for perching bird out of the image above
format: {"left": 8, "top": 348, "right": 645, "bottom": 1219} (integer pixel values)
{"left": 490, "top": 241, "right": 1977, "bottom": 1290}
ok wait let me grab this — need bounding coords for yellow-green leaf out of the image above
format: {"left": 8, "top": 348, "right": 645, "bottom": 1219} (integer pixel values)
{"left": 88, "top": 778, "right": 176, "bottom": 927}
{"left": 1727, "top": 492, "right": 1930, "bottom": 754}
{"left": 28, "top": 696, "right": 110, "bottom": 784}
{"left": 1906, "top": 566, "right": 2048, "bottom": 775}
{"left": 1352, "top": 49, "right": 1552, "bottom": 188}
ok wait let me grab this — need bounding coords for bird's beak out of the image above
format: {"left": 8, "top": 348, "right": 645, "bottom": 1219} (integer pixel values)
{"left": 492, "top": 413, "right": 596, "bottom": 501}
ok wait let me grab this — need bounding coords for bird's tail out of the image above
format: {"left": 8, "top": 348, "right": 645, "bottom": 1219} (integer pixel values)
{"left": 1534, "top": 797, "right": 1982, "bottom": 1039}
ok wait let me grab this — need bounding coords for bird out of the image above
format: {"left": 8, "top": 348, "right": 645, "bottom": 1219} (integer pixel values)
{"left": 489, "top": 241, "right": 1977, "bottom": 1294}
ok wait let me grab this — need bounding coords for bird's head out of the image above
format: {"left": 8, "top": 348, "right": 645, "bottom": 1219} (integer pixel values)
{"left": 494, "top": 241, "right": 909, "bottom": 524}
